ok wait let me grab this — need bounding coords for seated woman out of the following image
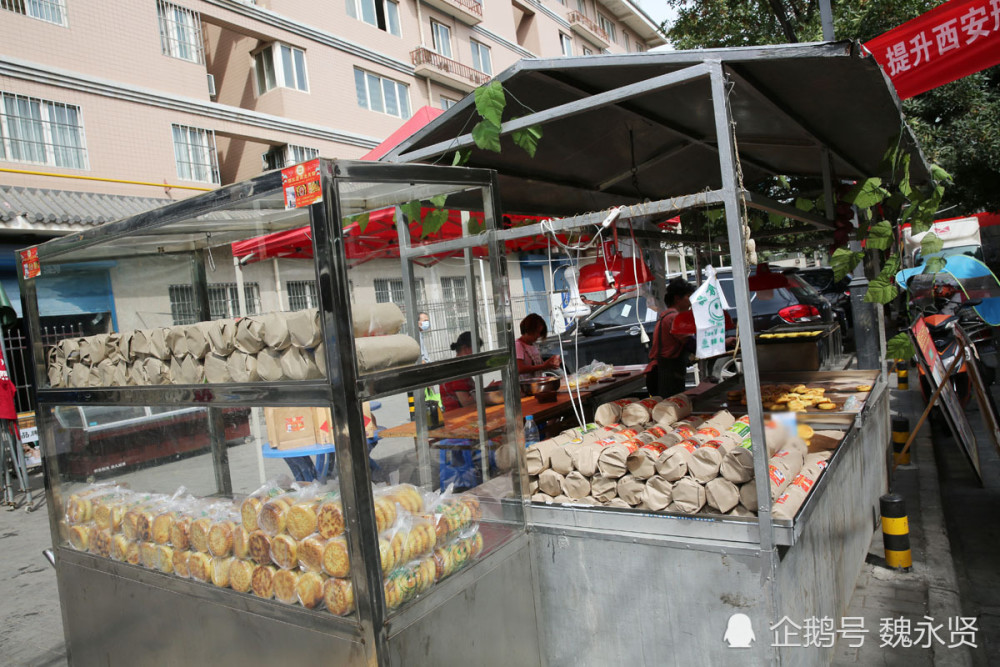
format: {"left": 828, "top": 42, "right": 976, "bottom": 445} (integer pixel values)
{"left": 438, "top": 331, "right": 492, "bottom": 490}
{"left": 440, "top": 331, "right": 481, "bottom": 411}
{"left": 516, "top": 313, "right": 560, "bottom": 380}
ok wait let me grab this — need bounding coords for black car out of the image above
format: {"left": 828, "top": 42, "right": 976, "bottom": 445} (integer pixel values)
{"left": 715, "top": 267, "right": 836, "bottom": 332}
{"left": 793, "top": 266, "right": 853, "bottom": 336}
{"left": 541, "top": 294, "right": 659, "bottom": 373}
{"left": 544, "top": 266, "right": 837, "bottom": 373}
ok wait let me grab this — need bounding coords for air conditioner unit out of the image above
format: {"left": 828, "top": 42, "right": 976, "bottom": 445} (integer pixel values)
{"left": 206, "top": 73, "right": 217, "bottom": 100}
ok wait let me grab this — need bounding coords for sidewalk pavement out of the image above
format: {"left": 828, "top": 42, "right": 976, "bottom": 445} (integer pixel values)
{"left": 832, "top": 377, "right": 974, "bottom": 666}
{"left": 0, "top": 377, "right": 984, "bottom": 666}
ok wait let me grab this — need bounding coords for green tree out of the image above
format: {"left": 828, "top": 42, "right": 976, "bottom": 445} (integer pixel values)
{"left": 664, "top": 0, "right": 1000, "bottom": 214}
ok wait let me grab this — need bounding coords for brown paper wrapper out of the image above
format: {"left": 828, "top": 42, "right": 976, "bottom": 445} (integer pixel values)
{"left": 671, "top": 478, "right": 706, "bottom": 514}
{"left": 590, "top": 473, "right": 618, "bottom": 503}
{"left": 655, "top": 444, "right": 694, "bottom": 481}
{"left": 616, "top": 474, "right": 645, "bottom": 506}
{"left": 688, "top": 447, "right": 723, "bottom": 484}
{"left": 626, "top": 448, "right": 660, "bottom": 480}
{"left": 537, "top": 469, "right": 565, "bottom": 496}
{"left": 720, "top": 447, "right": 755, "bottom": 484}
{"left": 651, "top": 393, "right": 692, "bottom": 425}
{"left": 705, "top": 477, "right": 739, "bottom": 513}
{"left": 561, "top": 471, "right": 592, "bottom": 499}
{"left": 739, "top": 479, "right": 759, "bottom": 512}
{"left": 571, "top": 442, "right": 603, "bottom": 477}
{"left": 597, "top": 443, "right": 635, "bottom": 479}
{"left": 640, "top": 475, "right": 673, "bottom": 511}
{"left": 549, "top": 443, "right": 581, "bottom": 476}
{"left": 605, "top": 498, "right": 630, "bottom": 508}
{"left": 525, "top": 439, "right": 559, "bottom": 475}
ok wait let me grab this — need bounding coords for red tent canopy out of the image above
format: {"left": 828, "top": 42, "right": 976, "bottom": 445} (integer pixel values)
{"left": 233, "top": 106, "right": 679, "bottom": 266}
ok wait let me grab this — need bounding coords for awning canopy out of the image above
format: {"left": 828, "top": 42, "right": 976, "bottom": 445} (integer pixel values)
{"left": 230, "top": 206, "right": 599, "bottom": 266}
{"left": 382, "top": 42, "right": 931, "bottom": 220}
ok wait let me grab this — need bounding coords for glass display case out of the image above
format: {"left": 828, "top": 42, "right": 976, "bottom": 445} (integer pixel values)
{"left": 23, "top": 160, "right": 540, "bottom": 666}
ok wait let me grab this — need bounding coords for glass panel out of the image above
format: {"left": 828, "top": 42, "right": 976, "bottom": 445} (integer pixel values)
{"left": 359, "top": 0, "right": 376, "bottom": 26}
{"left": 385, "top": 0, "right": 399, "bottom": 36}
{"left": 34, "top": 182, "right": 322, "bottom": 388}
{"left": 397, "top": 82, "right": 410, "bottom": 119}
{"left": 338, "top": 181, "right": 503, "bottom": 372}
{"left": 354, "top": 69, "right": 368, "bottom": 109}
{"left": 280, "top": 45, "right": 295, "bottom": 89}
{"left": 292, "top": 48, "right": 307, "bottom": 91}
{"left": 382, "top": 79, "right": 398, "bottom": 118}
{"left": 48, "top": 401, "right": 361, "bottom": 618}
{"left": 346, "top": 0, "right": 357, "bottom": 20}
{"left": 366, "top": 73, "right": 384, "bottom": 113}
{"left": 367, "top": 370, "right": 521, "bottom": 618}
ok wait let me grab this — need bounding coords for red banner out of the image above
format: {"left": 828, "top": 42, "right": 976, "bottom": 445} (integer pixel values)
{"left": 864, "top": 0, "right": 1000, "bottom": 99}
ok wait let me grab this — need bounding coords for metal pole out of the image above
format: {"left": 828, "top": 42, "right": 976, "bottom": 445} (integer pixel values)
{"left": 819, "top": 0, "right": 835, "bottom": 41}
{"left": 396, "top": 205, "right": 434, "bottom": 489}
{"left": 708, "top": 61, "right": 779, "bottom": 664}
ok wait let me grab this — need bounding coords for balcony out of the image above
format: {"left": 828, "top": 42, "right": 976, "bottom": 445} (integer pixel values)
{"left": 567, "top": 11, "right": 610, "bottom": 49}
{"left": 411, "top": 47, "right": 491, "bottom": 93}
{"left": 422, "top": 0, "right": 482, "bottom": 25}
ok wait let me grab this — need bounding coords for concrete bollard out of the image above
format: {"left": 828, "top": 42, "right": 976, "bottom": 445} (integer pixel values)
{"left": 880, "top": 494, "right": 912, "bottom": 571}
{"left": 892, "top": 416, "right": 911, "bottom": 466}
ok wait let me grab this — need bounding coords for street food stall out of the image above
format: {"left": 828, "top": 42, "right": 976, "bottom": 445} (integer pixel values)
{"left": 25, "top": 160, "right": 543, "bottom": 665}
{"left": 26, "top": 43, "right": 926, "bottom": 666}
{"left": 383, "top": 41, "right": 927, "bottom": 664}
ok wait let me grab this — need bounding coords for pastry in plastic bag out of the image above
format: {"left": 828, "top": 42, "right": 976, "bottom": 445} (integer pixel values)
{"left": 324, "top": 578, "right": 355, "bottom": 616}
{"left": 273, "top": 568, "right": 300, "bottom": 604}
{"left": 229, "top": 558, "right": 254, "bottom": 593}
{"left": 297, "top": 571, "right": 326, "bottom": 609}
{"left": 251, "top": 564, "right": 278, "bottom": 599}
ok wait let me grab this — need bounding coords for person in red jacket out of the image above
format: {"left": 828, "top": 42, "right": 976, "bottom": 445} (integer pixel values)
{"left": 647, "top": 278, "right": 696, "bottom": 397}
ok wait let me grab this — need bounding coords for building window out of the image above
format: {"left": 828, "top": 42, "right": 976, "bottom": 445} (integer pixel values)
{"left": 354, "top": 68, "right": 411, "bottom": 119}
{"left": 582, "top": 46, "right": 593, "bottom": 56}
{"left": 287, "top": 280, "right": 318, "bottom": 311}
{"left": 597, "top": 13, "right": 616, "bottom": 43}
{"left": 0, "top": 92, "right": 87, "bottom": 169}
{"left": 559, "top": 32, "right": 573, "bottom": 57}
{"left": 171, "top": 124, "right": 220, "bottom": 184}
{"left": 470, "top": 40, "right": 492, "bottom": 75}
{"left": 576, "top": 0, "right": 586, "bottom": 15}
{"left": 254, "top": 43, "right": 308, "bottom": 94}
{"left": 346, "top": 0, "right": 400, "bottom": 36}
{"left": 623, "top": 31, "right": 630, "bottom": 51}
{"left": 374, "top": 278, "right": 425, "bottom": 305}
{"left": 441, "top": 276, "right": 470, "bottom": 332}
{"left": 441, "top": 96, "right": 457, "bottom": 110}
{"left": 1, "top": 0, "right": 66, "bottom": 25}
{"left": 157, "top": 0, "right": 204, "bottom": 64}
{"left": 262, "top": 144, "right": 319, "bottom": 171}
{"left": 431, "top": 20, "right": 452, "bottom": 58}
{"left": 168, "top": 283, "right": 261, "bottom": 325}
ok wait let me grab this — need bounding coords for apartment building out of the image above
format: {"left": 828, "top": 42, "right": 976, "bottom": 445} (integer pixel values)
{"left": 0, "top": 0, "right": 664, "bottom": 406}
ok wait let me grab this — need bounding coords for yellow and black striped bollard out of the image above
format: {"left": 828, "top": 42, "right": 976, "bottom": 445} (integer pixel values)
{"left": 892, "top": 417, "right": 911, "bottom": 466}
{"left": 896, "top": 359, "right": 909, "bottom": 390}
{"left": 880, "top": 494, "right": 912, "bottom": 570}
{"left": 408, "top": 393, "right": 416, "bottom": 421}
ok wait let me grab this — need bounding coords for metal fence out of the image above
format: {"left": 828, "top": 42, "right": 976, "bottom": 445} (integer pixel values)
{"left": 3, "top": 321, "right": 84, "bottom": 414}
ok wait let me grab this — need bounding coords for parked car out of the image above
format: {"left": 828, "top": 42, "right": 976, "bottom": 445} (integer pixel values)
{"left": 793, "top": 266, "right": 853, "bottom": 337}
{"left": 544, "top": 265, "right": 837, "bottom": 374}
{"left": 541, "top": 294, "right": 659, "bottom": 373}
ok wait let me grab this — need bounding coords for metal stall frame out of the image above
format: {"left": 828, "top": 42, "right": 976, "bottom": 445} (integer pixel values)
{"left": 20, "top": 161, "right": 541, "bottom": 667}
{"left": 385, "top": 47, "right": 904, "bottom": 665}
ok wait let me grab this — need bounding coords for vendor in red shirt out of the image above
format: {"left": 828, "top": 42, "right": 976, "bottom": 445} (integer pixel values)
{"left": 440, "top": 331, "right": 482, "bottom": 411}
{"left": 647, "top": 277, "right": 696, "bottom": 398}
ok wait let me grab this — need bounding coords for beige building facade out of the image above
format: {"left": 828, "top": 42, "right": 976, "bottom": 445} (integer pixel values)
{"left": 0, "top": 0, "right": 664, "bottom": 406}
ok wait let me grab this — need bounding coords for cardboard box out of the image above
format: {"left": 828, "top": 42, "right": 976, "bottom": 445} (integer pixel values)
{"left": 265, "top": 407, "right": 322, "bottom": 451}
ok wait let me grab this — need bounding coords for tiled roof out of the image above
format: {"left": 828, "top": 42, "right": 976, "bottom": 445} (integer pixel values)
{"left": 0, "top": 185, "right": 169, "bottom": 230}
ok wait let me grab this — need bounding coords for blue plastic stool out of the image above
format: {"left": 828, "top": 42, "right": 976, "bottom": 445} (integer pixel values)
{"left": 437, "top": 439, "right": 498, "bottom": 491}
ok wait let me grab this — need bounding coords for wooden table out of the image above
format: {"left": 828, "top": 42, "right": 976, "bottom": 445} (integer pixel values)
{"left": 378, "top": 368, "right": 648, "bottom": 441}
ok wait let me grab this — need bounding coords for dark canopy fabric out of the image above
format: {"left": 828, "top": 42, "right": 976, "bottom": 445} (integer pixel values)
{"left": 384, "top": 42, "right": 930, "bottom": 219}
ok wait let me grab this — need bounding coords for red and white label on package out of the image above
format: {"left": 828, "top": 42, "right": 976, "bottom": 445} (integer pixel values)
{"left": 641, "top": 441, "right": 668, "bottom": 455}
{"left": 769, "top": 465, "right": 786, "bottom": 487}
{"left": 21, "top": 247, "right": 40, "bottom": 280}
{"left": 285, "top": 416, "right": 306, "bottom": 432}
{"left": 677, "top": 439, "right": 699, "bottom": 453}
{"left": 792, "top": 475, "right": 814, "bottom": 493}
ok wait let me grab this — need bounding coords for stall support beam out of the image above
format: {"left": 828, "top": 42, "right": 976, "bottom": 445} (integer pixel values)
{"left": 709, "top": 61, "right": 780, "bottom": 664}
{"left": 313, "top": 185, "right": 387, "bottom": 667}
{"left": 396, "top": 205, "right": 435, "bottom": 490}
